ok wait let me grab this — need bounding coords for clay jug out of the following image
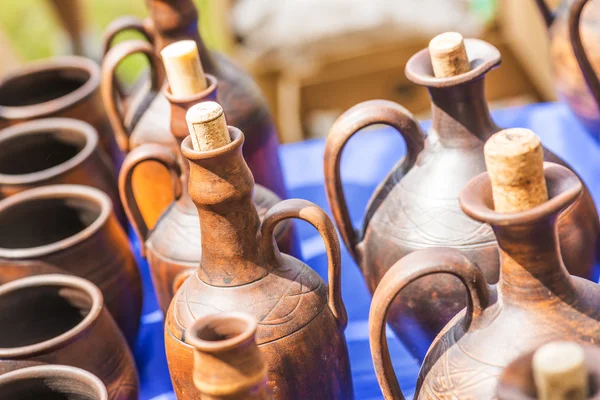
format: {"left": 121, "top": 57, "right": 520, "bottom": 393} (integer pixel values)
{"left": 369, "top": 161, "right": 600, "bottom": 399}
{"left": 120, "top": 74, "right": 297, "bottom": 314}
{"left": 165, "top": 103, "right": 353, "bottom": 400}
{"left": 187, "top": 313, "right": 272, "bottom": 400}
{"left": 0, "top": 57, "right": 122, "bottom": 170}
{"left": 0, "top": 185, "right": 142, "bottom": 346}
{"left": 0, "top": 118, "right": 125, "bottom": 227}
{"left": 497, "top": 343, "right": 600, "bottom": 400}
{"left": 324, "top": 34, "right": 599, "bottom": 359}
{"left": 0, "top": 259, "right": 64, "bottom": 285}
{"left": 0, "top": 274, "right": 138, "bottom": 400}
{"left": 101, "top": 0, "right": 287, "bottom": 229}
{"left": 535, "top": 0, "right": 600, "bottom": 141}
{"left": 0, "top": 365, "right": 109, "bottom": 400}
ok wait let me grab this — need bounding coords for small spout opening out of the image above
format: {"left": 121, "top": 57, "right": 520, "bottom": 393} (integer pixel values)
{"left": 188, "top": 312, "right": 257, "bottom": 352}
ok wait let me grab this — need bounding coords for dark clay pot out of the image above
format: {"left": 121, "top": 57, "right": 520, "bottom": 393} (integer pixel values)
{"left": 497, "top": 344, "right": 600, "bottom": 400}
{"left": 0, "top": 185, "right": 142, "bottom": 346}
{"left": 536, "top": 0, "right": 600, "bottom": 141}
{"left": 0, "top": 57, "right": 122, "bottom": 170}
{"left": 165, "top": 129, "right": 353, "bottom": 400}
{"left": 0, "top": 365, "right": 109, "bottom": 400}
{"left": 0, "top": 118, "right": 125, "bottom": 227}
{"left": 369, "top": 163, "right": 600, "bottom": 399}
{"left": 324, "top": 38, "right": 599, "bottom": 359}
{"left": 0, "top": 274, "right": 138, "bottom": 400}
{"left": 0, "top": 259, "right": 64, "bottom": 286}
{"left": 101, "top": 0, "right": 286, "bottom": 229}
{"left": 120, "top": 76, "right": 297, "bottom": 313}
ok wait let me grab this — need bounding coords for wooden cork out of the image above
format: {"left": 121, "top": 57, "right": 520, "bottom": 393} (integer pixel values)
{"left": 429, "top": 32, "right": 471, "bottom": 78}
{"left": 533, "top": 341, "right": 588, "bottom": 400}
{"left": 186, "top": 101, "right": 231, "bottom": 151}
{"left": 484, "top": 128, "right": 548, "bottom": 213}
{"left": 161, "top": 40, "right": 207, "bottom": 97}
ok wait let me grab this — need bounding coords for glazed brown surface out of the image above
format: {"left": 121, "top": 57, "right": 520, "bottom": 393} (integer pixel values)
{"left": 0, "top": 275, "right": 138, "bottom": 400}
{"left": 369, "top": 164, "right": 600, "bottom": 399}
{"left": 324, "top": 38, "right": 599, "bottom": 358}
{"left": 165, "top": 129, "right": 352, "bottom": 399}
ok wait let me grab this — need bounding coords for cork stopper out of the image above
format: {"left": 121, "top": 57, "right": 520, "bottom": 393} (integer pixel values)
{"left": 186, "top": 101, "right": 231, "bottom": 151}
{"left": 484, "top": 128, "right": 548, "bottom": 213}
{"left": 161, "top": 40, "right": 207, "bottom": 97}
{"left": 429, "top": 32, "right": 471, "bottom": 78}
{"left": 533, "top": 341, "right": 588, "bottom": 400}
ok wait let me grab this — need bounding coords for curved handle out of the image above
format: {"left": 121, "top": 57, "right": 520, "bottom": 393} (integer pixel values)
{"left": 569, "top": 0, "right": 600, "bottom": 116}
{"left": 258, "top": 199, "right": 348, "bottom": 329}
{"left": 101, "top": 39, "right": 163, "bottom": 152}
{"left": 119, "top": 143, "right": 182, "bottom": 257}
{"left": 323, "top": 99, "right": 425, "bottom": 260}
{"left": 369, "top": 248, "right": 490, "bottom": 400}
{"left": 102, "top": 16, "right": 154, "bottom": 56}
{"left": 534, "top": 0, "right": 556, "bottom": 27}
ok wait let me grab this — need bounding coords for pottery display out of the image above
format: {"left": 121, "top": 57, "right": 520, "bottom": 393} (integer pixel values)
{"left": 188, "top": 312, "right": 272, "bottom": 400}
{"left": 324, "top": 34, "right": 599, "bottom": 359}
{"left": 0, "top": 365, "right": 109, "bottom": 400}
{"left": 101, "top": 0, "right": 287, "bottom": 229}
{"left": 0, "top": 118, "right": 125, "bottom": 227}
{"left": 0, "top": 56, "right": 122, "bottom": 170}
{"left": 535, "top": 0, "right": 600, "bottom": 141}
{"left": 0, "top": 184, "right": 142, "bottom": 346}
{"left": 120, "top": 74, "right": 297, "bottom": 314}
{"left": 0, "top": 274, "right": 138, "bottom": 400}
{"left": 165, "top": 103, "right": 353, "bottom": 400}
{"left": 369, "top": 160, "right": 600, "bottom": 399}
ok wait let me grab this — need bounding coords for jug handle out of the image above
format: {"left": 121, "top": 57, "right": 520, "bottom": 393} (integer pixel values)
{"left": 534, "top": 0, "right": 556, "bottom": 27}
{"left": 258, "top": 199, "right": 348, "bottom": 330}
{"left": 102, "top": 16, "right": 154, "bottom": 57}
{"left": 323, "top": 99, "right": 425, "bottom": 261}
{"left": 119, "top": 143, "right": 182, "bottom": 257}
{"left": 569, "top": 0, "right": 600, "bottom": 115}
{"left": 101, "top": 40, "right": 163, "bottom": 152}
{"left": 369, "top": 248, "right": 490, "bottom": 400}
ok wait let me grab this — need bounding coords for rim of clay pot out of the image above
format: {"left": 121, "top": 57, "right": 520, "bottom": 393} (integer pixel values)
{"left": 187, "top": 312, "right": 257, "bottom": 352}
{"left": 162, "top": 74, "right": 218, "bottom": 104}
{"left": 0, "top": 274, "right": 103, "bottom": 358}
{"left": 0, "top": 184, "right": 112, "bottom": 259}
{"left": 405, "top": 38, "right": 501, "bottom": 87}
{"left": 0, "top": 118, "right": 98, "bottom": 184}
{"left": 181, "top": 126, "right": 243, "bottom": 161}
{"left": 0, "top": 364, "right": 108, "bottom": 400}
{"left": 459, "top": 163, "right": 582, "bottom": 226}
{"left": 0, "top": 57, "right": 100, "bottom": 120}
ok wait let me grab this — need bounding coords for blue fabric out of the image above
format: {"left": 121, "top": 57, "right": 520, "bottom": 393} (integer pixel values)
{"left": 131, "top": 102, "right": 600, "bottom": 400}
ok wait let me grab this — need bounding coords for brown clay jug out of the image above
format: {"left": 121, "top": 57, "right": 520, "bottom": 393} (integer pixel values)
{"left": 535, "top": 0, "right": 600, "bottom": 141}
{"left": 369, "top": 129, "right": 600, "bottom": 399}
{"left": 165, "top": 102, "right": 353, "bottom": 400}
{"left": 101, "top": 0, "right": 287, "bottom": 230}
{"left": 324, "top": 33, "right": 599, "bottom": 359}
{"left": 0, "top": 274, "right": 138, "bottom": 400}
{"left": 187, "top": 312, "right": 273, "bottom": 400}
{"left": 0, "top": 259, "right": 64, "bottom": 285}
{"left": 497, "top": 342, "right": 600, "bottom": 400}
{"left": 0, "top": 57, "right": 122, "bottom": 170}
{"left": 0, "top": 118, "right": 125, "bottom": 227}
{"left": 0, "top": 184, "right": 142, "bottom": 346}
{"left": 120, "top": 71, "right": 296, "bottom": 314}
{"left": 0, "top": 365, "right": 109, "bottom": 400}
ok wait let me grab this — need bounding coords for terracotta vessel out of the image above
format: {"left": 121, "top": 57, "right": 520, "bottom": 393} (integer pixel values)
{"left": 535, "top": 0, "right": 600, "bottom": 141}
{"left": 165, "top": 124, "right": 353, "bottom": 399}
{"left": 369, "top": 163, "right": 600, "bottom": 399}
{"left": 324, "top": 37, "right": 599, "bottom": 359}
{"left": 0, "top": 57, "right": 122, "bottom": 169}
{"left": 0, "top": 185, "right": 142, "bottom": 346}
{"left": 497, "top": 344, "right": 600, "bottom": 400}
{"left": 0, "top": 118, "right": 125, "bottom": 226}
{"left": 120, "top": 77, "right": 296, "bottom": 314}
{"left": 0, "top": 259, "right": 64, "bottom": 286}
{"left": 188, "top": 313, "right": 272, "bottom": 400}
{"left": 0, "top": 365, "right": 109, "bottom": 400}
{"left": 0, "top": 274, "right": 138, "bottom": 400}
{"left": 101, "top": 0, "right": 286, "bottom": 229}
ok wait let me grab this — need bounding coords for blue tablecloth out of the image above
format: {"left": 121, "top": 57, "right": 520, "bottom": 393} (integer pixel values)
{"left": 131, "top": 102, "right": 600, "bottom": 400}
